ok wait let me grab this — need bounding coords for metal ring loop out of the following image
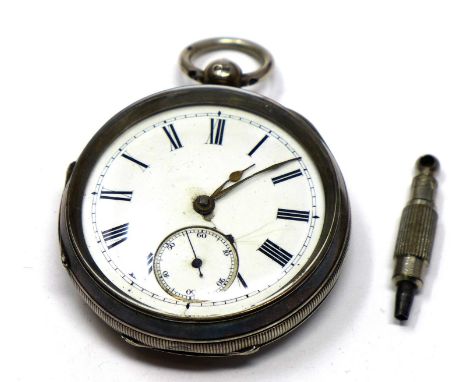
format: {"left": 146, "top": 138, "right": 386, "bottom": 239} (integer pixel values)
{"left": 180, "top": 37, "right": 273, "bottom": 87}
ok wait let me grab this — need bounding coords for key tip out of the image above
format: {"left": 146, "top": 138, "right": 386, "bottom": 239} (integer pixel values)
{"left": 394, "top": 280, "right": 417, "bottom": 321}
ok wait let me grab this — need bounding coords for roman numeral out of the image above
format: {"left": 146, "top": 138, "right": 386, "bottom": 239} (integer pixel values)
{"left": 271, "top": 169, "right": 303, "bottom": 185}
{"left": 208, "top": 119, "right": 226, "bottom": 145}
{"left": 258, "top": 239, "right": 293, "bottom": 267}
{"left": 121, "top": 152, "right": 149, "bottom": 169}
{"left": 277, "top": 208, "right": 310, "bottom": 222}
{"left": 102, "top": 223, "right": 129, "bottom": 249}
{"left": 238, "top": 273, "right": 248, "bottom": 288}
{"left": 248, "top": 135, "right": 269, "bottom": 156}
{"left": 147, "top": 252, "right": 154, "bottom": 274}
{"left": 163, "top": 124, "right": 183, "bottom": 150}
{"left": 100, "top": 190, "right": 133, "bottom": 202}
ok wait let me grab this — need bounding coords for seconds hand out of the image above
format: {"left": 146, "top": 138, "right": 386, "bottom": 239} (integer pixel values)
{"left": 186, "top": 231, "right": 203, "bottom": 278}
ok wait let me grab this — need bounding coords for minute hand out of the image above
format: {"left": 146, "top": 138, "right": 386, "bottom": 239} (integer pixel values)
{"left": 211, "top": 157, "right": 301, "bottom": 201}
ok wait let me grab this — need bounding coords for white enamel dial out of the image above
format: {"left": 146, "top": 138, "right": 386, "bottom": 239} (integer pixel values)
{"left": 81, "top": 105, "right": 325, "bottom": 319}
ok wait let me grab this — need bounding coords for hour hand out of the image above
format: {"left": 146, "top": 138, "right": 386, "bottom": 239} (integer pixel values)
{"left": 211, "top": 157, "right": 300, "bottom": 201}
{"left": 193, "top": 164, "right": 255, "bottom": 216}
{"left": 210, "top": 164, "right": 255, "bottom": 199}
{"left": 193, "top": 158, "right": 300, "bottom": 216}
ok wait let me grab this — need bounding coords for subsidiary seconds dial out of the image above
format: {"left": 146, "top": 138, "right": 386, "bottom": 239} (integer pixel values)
{"left": 154, "top": 227, "right": 239, "bottom": 302}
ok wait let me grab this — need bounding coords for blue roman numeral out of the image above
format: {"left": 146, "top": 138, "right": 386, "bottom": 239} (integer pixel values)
{"left": 121, "top": 152, "right": 149, "bottom": 169}
{"left": 208, "top": 119, "right": 226, "bottom": 145}
{"left": 100, "top": 190, "right": 133, "bottom": 202}
{"left": 277, "top": 208, "right": 310, "bottom": 222}
{"left": 271, "top": 169, "right": 302, "bottom": 185}
{"left": 258, "top": 239, "right": 293, "bottom": 267}
{"left": 102, "top": 223, "right": 129, "bottom": 249}
{"left": 248, "top": 135, "right": 268, "bottom": 156}
{"left": 163, "top": 124, "right": 183, "bottom": 150}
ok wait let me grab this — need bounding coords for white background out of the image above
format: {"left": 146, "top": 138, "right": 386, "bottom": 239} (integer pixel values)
{"left": 2, "top": 1, "right": 467, "bottom": 381}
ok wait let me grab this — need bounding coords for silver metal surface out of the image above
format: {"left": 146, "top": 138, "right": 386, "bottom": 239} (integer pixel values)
{"left": 66, "top": 243, "right": 347, "bottom": 355}
{"left": 179, "top": 37, "right": 273, "bottom": 87}
{"left": 392, "top": 154, "right": 439, "bottom": 320}
{"left": 393, "top": 155, "right": 439, "bottom": 287}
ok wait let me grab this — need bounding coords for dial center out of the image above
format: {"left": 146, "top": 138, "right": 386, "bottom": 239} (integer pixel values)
{"left": 193, "top": 195, "right": 215, "bottom": 216}
{"left": 191, "top": 257, "right": 203, "bottom": 269}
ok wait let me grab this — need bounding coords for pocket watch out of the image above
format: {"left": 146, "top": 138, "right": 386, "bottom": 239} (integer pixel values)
{"left": 59, "top": 37, "right": 351, "bottom": 356}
